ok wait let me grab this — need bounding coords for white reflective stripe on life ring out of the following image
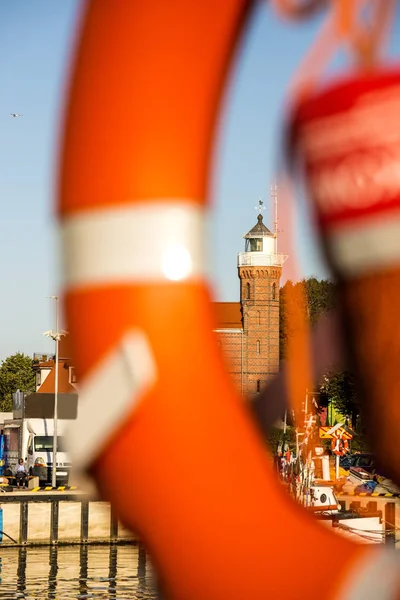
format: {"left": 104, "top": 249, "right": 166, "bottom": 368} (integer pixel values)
{"left": 61, "top": 202, "right": 206, "bottom": 289}
{"left": 339, "top": 548, "right": 400, "bottom": 600}
{"left": 67, "top": 329, "right": 156, "bottom": 472}
{"left": 328, "top": 209, "right": 400, "bottom": 278}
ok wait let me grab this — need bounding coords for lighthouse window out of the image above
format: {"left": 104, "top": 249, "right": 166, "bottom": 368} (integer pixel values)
{"left": 256, "top": 340, "right": 260, "bottom": 355}
{"left": 246, "top": 282, "right": 251, "bottom": 300}
{"left": 250, "top": 238, "right": 263, "bottom": 252}
{"left": 272, "top": 282, "right": 276, "bottom": 300}
{"left": 256, "top": 380, "right": 261, "bottom": 393}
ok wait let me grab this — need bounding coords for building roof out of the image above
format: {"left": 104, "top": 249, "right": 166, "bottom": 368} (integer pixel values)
{"left": 37, "top": 363, "right": 77, "bottom": 394}
{"left": 213, "top": 302, "right": 242, "bottom": 329}
{"left": 36, "top": 360, "right": 54, "bottom": 368}
{"left": 244, "top": 214, "right": 274, "bottom": 238}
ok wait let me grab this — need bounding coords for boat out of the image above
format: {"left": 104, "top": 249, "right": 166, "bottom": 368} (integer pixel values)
{"left": 281, "top": 440, "right": 388, "bottom": 544}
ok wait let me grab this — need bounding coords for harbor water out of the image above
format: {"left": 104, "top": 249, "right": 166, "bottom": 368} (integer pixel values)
{"left": 0, "top": 544, "right": 158, "bottom": 599}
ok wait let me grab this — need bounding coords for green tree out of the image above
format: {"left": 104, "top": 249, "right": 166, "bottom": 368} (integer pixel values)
{"left": 267, "top": 425, "right": 297, "bottom": 455}
{"left": 319, "top": 369, "right": 369, "bottom": 450}
{"left": 319, "top": 370, "right": 359, "bottom": 427}
{"left": 279, "top": 277, "right": 336, "bottom": 359}
{"left": 0, "top": 353, "right": 36, "bottom": 412}
{"left": 278, "top": 279, "right": 370, "bottom": 450}
{"left": 303, "top": 277, "right": 336, "bottom": 325}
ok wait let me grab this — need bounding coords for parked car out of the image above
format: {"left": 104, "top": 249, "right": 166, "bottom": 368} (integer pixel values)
{"left": 339, "top": 454, "right": 358, "bottom": 470}
{"left": 340, "top": 453, "right": 377, "bottom": 475}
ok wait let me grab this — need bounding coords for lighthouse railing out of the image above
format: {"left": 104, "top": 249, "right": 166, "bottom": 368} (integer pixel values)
{"left": 237, "top": 252, "right": 288, "bottom": 267}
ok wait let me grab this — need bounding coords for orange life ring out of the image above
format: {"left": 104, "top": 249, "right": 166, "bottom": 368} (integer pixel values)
{"left": 331, "top": 438, "right": 349, "bottom": 456}
{"left": 59, "top": 1, "right": 400, "bottom": 599}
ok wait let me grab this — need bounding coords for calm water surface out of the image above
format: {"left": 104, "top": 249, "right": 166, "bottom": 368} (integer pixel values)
{"left": 0, "top": 544, "right": 159, "bottom": 599}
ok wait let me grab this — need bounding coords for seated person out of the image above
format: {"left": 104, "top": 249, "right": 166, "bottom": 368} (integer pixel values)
{"left": 15, "top": 458, "right": 28, "bottom": 489}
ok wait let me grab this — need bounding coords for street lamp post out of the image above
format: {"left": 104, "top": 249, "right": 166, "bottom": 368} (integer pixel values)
{"left": 44, "top": 296, "right": 65, "bottom": 488}
{"left": 53, "top": 297, "right": 59, "bottom": 489}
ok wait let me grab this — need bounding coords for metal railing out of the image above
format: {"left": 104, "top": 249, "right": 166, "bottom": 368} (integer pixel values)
{"left": 237, "top": 252, "right": 288, "bottom": 267}
{"left": 33, "top": 353, "right": 52, "bottom": 362}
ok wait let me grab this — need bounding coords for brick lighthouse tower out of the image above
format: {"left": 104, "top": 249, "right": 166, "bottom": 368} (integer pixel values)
{"left": 238, "top": 196, "right": 287, "bottom": 396}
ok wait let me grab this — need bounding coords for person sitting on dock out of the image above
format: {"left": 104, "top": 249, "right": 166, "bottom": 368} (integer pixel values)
{"left": 15, "top": 458, "right": 27, "bottom": 489}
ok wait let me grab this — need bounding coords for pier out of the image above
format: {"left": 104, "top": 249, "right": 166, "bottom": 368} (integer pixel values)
{"left": 0, "top": 490, "right": 137, "bottom": 547}
{"left": 332, "top": 492, "right": 400, "bottom": 545}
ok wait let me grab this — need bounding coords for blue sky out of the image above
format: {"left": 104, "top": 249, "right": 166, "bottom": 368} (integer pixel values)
{"left": 1, "top": 1, "right": 400, "bottom": 360}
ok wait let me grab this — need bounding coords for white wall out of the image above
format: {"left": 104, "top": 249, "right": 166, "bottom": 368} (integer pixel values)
{"left": 262, "top": 236, "right": 275, "bottom": 254}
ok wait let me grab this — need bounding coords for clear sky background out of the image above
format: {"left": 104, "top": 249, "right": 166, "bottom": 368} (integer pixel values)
{"left": 1, "top": 1, "right": 400, "bottom": 360}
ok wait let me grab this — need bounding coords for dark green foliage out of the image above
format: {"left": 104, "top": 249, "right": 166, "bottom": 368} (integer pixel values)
{"left": 279, "top": 278, "right": 368, "bottom": 449}
{"left": 267, "top": 425, "right": 297, "bottom": 454}
{"left": 0, "top": 353, "right": 36, "bottom": 412}
{"left": 319, "top": 369, "right": 369, "bottom": 450}
{"left": 279, "top": 277, "right": 335, "bottom": 359}
{"left": 302, "top": 277, "right": 336, "bottom": 325}
{"left": 319, "top": 370, "right": 359, "bottom": 426}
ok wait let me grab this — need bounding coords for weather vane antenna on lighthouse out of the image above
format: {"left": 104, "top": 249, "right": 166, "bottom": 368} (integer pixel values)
{"left": 255, "top": 198, "right": 266, "bottom": 217}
